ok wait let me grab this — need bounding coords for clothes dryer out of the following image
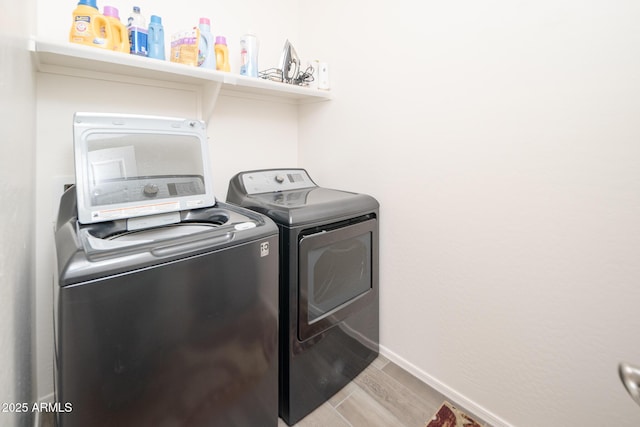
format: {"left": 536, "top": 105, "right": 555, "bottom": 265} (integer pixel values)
{"left": 227, "top": 168, "right": 379, "bottom": 425}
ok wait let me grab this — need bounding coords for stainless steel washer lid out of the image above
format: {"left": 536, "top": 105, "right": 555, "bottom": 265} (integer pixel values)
{"left": 73, "top": 113, "right": 216, "bottom": 224}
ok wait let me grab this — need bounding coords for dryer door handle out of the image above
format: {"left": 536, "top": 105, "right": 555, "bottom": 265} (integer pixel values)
{"left": 151, "top": 232, "right": 233, "bottom": 257}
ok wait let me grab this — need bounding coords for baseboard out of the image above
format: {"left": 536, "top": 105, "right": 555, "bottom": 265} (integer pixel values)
{"left": 379, "top": 345, "right": 512, "bottom": 427}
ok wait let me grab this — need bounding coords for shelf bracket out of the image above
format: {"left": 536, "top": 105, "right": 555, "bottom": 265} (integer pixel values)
{"left": 200, "top": 81, "right": 223, "bottom": 125}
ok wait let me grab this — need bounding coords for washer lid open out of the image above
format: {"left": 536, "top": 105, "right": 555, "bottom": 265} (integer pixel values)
{"left": 73, "top": 113, "right": 216, "bottom": 224}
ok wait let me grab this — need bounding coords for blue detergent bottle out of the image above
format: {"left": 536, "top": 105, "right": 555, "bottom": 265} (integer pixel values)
{"left": 147, "top": 15, "right": 165, "bottom": 60}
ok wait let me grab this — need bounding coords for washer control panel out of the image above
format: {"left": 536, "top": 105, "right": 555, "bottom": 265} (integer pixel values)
{"left": 241, "top": 169, "right": 316, "bottom": 194}
{"left": 91, "top": 175, "right": 205, "bottom": 206}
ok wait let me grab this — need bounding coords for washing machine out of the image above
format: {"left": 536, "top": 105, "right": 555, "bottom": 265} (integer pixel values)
{"left": 54, "top": 113, "right": 279, "bottom": 427}
{"left": 227, "top": 168, "right": 379, "bottom": 425}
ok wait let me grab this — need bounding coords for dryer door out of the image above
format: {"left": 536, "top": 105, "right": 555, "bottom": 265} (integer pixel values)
{"left": 298, "top": 216, "right": 378, "bottom": 341}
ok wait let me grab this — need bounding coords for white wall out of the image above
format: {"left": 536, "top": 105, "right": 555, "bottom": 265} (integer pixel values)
{"left": 31, "top": 0, "right": 640, "bottom": 425}
{"left": 298, "top": 1, "right": 640, "bottom": 426}
{"left": 34, "top": 0, "right": 299, "bottom": 401}
{"left": 0, "top": 0, "right": 37, "bottom": 425}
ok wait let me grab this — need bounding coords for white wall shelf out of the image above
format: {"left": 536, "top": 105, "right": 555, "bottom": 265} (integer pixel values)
{"left": 30, "top": 38, "right": 331, "bottom": 122}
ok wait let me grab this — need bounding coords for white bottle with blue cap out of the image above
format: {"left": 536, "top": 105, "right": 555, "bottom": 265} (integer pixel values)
{"left": 127, "top": 6, "right": 147, "bottom": 56}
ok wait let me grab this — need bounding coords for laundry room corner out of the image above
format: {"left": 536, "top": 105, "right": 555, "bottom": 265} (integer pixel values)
{"left": 16, "top": 0, "right": 640, "bottom": 426}
{"left": 32, "top": 0, "right": 303, "bottom": 409}
{"left": 206, "top": 94, "right": 299, "bottom": 201}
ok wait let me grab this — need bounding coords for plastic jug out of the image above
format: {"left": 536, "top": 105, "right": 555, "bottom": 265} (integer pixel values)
{"left": 103, "top": 6, "right": 129, "bottom": 53}
{"left": 170, "top": 29, "right": 199, "bottom": 66}
{"left": 147, "top": 15, "right": 165, "bottom": 60}
{"left": 240, "top": 32, "right": 258, "bottom": 77}
{"left": 214, "top": 36, "right": 231, "bottom": 72}
{"left": 197, "top": 17, "right": 216, "bottom": 69}
{"left": 69, "top": 0, "right": 112, "bottom": 49}
{"left": 127, "top": 6, "right": 147, "bottom": 56}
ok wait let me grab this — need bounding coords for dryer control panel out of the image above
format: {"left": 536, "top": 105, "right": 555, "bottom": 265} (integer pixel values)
{"left": 241, "top": 169, "right": 316, "bottom": 194}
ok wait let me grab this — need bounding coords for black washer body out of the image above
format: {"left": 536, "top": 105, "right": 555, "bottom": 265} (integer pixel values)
{"left": 54, "top": 187, "right": 280, "bottom": 427}
{"left": 227, "top": 168, "right": 380, "bottom": 425}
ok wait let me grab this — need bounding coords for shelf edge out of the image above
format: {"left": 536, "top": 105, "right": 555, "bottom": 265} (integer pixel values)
{"left": 32, "top": 37, "right": 331, "bottom": 104}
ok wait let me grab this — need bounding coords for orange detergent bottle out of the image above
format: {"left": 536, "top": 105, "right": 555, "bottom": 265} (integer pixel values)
{"left": 214, "top": 36, "right": 231, "bottom": 72}
{"left": 103, "top": 6, "right": 129, "bottom": 53}
{"left": 69, "top": 0, "right": 112, "bottom": 49}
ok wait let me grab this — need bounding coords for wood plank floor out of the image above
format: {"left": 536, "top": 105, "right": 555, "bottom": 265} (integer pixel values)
{"left": 39, "top": 354, "right": 489, "bottom": 427}
{"left": 279, "top": 354, "right": 489, "bottom": 427}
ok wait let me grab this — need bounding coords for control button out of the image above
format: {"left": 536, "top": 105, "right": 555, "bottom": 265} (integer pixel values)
{"left": 275, "top": 175, "right": 285, "bottom": 183}
{"left": 143, "top": 183, "right": 159, "bottom": 196}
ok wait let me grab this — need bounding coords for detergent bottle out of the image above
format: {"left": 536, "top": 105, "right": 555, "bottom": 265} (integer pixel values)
{"left": 69, "top": 0, "right": 112, "bottom": 49}
{"left": 147, "top": 15, "right": 165, "bottom": 60}
{"left": 197, "top": 18, "right": 216, "bottom": 69}
{"left": 127, "top": 6, "right": 148, "bottom": 56}
{"left": 240, "top": 32, "right": 258, "bottom": 77}
{"left": 103, "top": 6, "right": 129, "bottom": 53}
{"left": 214, "top": 36, "right": 230, "bottom": 72}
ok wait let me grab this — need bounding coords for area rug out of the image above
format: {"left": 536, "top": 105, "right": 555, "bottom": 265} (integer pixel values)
{"left": 425, "top": 401, "right": 484, "bottom": 427}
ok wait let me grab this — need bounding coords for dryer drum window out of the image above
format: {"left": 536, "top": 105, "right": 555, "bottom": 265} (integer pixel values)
{"left": 307, "top": 234, "right": 371, "bottom": 322}
{"left": 298, "top": 217, "right": 377, "bottom": 341}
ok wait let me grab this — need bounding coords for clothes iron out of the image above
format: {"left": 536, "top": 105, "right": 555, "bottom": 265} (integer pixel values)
{"left": 278, "top": 39, "right": 301, "bottom": 84}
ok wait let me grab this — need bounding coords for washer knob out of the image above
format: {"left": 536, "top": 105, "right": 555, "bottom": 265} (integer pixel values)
{"left": 143, "top": 183, "right": 159, "bottom": 196}
{"left": 275, "top": 175, "right": 285, "bottom": 183}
